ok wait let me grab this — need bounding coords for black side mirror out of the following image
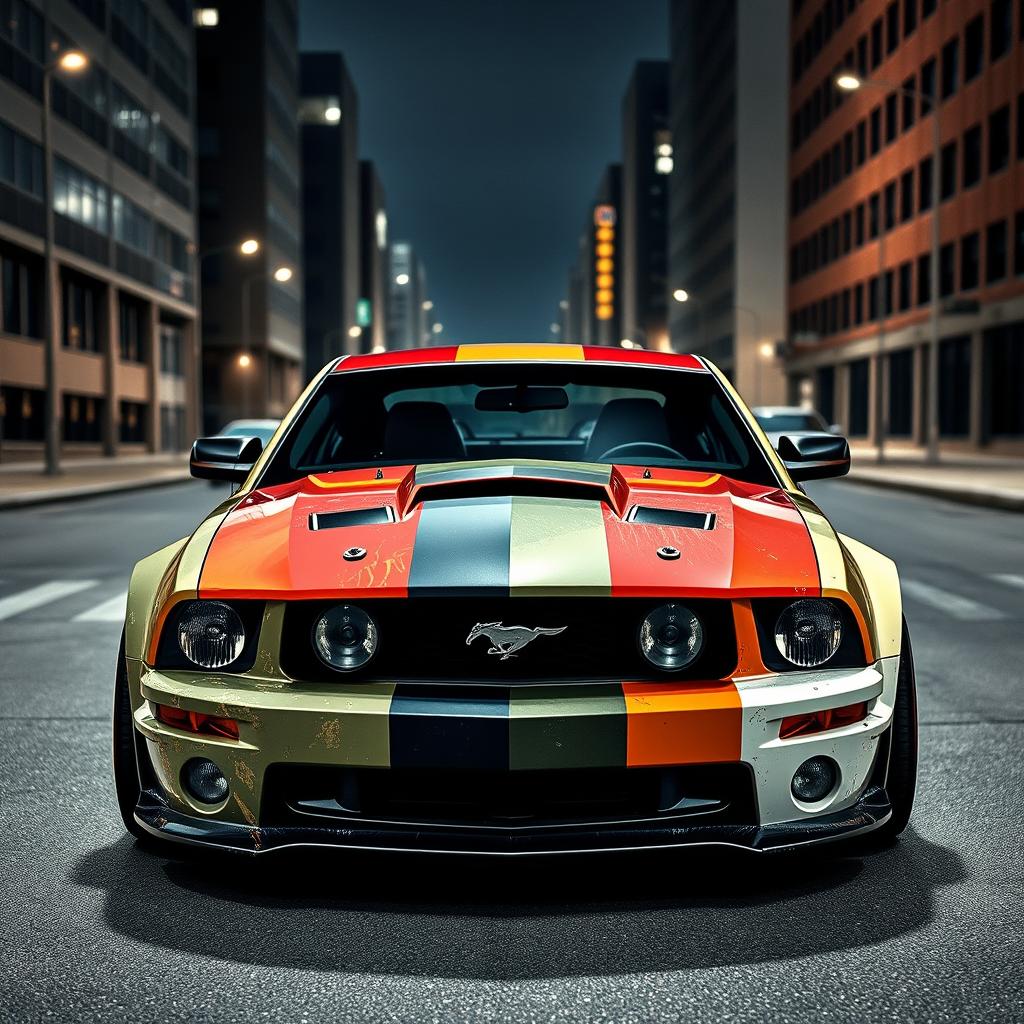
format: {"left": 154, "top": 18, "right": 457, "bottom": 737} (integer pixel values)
{"left": 776, "top": 431, "right": 851, "bottom": 482}
{"left": 189, "top": 435, "right": 264, "bottom": 483}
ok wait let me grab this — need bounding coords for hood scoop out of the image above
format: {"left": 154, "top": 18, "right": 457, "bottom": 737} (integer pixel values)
{"left": 309, "top": 506, "right": 395, "bottom": 531}
{"left": 409, "top": 477, "right": 609, "bottom": 510}
{"left": 625, "top": 506, "right": 716, "bottom": 530}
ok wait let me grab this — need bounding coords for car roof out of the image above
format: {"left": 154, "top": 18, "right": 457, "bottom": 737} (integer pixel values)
{"left": 752, "top": 406, "right": 816, "bottom": 416}
{"left": 330, "top": 344, "right": 709, "bottom": 374}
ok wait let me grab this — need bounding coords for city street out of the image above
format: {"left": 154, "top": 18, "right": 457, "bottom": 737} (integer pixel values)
{"left": 1, "top": 479, "right": 1022, "bottom": 1023}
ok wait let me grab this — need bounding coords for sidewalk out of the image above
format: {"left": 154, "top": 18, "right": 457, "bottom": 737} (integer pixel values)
{"left": 0, "top": 453, "right": 192, "bottom": 510}
{"left": 844, "top": 450, "right": 1024, "bottom": 512}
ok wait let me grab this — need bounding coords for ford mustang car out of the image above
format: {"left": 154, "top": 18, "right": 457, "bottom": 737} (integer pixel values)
{"left": 113, "top": 344, "right": 917, "bottom": 856}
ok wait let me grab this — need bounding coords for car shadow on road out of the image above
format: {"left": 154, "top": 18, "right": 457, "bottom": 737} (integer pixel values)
{"left": 75, "top": 830, "right": 964, "bottom": 980}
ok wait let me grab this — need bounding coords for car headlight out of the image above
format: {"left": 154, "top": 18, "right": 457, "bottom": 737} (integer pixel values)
{"left": 312, "top": 603, "right": 378, "bottom": 671}
{"left": 639, "top": 603, "right": 703, "bottom": 671}
{"left": 774, "top": 599, "right": 842, "bottom": 668}
{"left": 177, "top": 600, "right": 246, "bottom": 669}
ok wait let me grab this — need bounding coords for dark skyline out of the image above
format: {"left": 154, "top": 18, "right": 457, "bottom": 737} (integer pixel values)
{"left": 299, "top": 0, "right": 668, "bottom": 344}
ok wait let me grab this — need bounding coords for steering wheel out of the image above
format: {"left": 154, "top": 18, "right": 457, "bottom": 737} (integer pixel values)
{"left": 596, "top": 441, "right": 687, "bottom": 462}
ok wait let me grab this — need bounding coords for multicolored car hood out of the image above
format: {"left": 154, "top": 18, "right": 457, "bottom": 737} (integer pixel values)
{"left": 196, "top": 460, "right": 821, "bottom": 602}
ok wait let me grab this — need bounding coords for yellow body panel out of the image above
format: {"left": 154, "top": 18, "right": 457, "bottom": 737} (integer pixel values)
{"left": 455, "top": 343, "right": 585, "bottom": 362}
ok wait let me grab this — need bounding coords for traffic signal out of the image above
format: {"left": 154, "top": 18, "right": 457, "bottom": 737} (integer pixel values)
{"left": 593, "top": 204, "right": 615, "bottom": 321}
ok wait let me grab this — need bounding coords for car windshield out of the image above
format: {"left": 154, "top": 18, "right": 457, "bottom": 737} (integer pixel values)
{"left": 755, "top": 412, "right": 826, "bottom": 432}
{"left": 259, "top": 363, "right": 779, "bottom": 488}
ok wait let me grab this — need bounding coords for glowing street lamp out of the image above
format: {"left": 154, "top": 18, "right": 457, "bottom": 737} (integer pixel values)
{"left": 672, "top": 288, "right": 689, "bottom": 303}
{"left": 272, "top": 265, "right": 293, "bottom": 282}
{"left": 239, "top": 238, "right": 260, "bottom": 255}
{"left": 835, "top": 73, "right": 862, "bottom": 92}
{"left": 238, "top": 353, "right": 252, "bottom": 369}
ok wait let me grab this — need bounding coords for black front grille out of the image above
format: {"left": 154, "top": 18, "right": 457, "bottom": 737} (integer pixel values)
{"left": 280, "top": 597, "right": 738, "bottom": 683}
{"left": 262, "top": 763, "right": 757, "bottom": 830}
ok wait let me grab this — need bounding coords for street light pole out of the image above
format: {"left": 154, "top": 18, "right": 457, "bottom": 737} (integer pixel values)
{"left": 240, "top": 264, "right": 292, "bottom": 419}
{"left": 41, "top": 66, "right": 58, "bottom": 475}
{"left": 836, "top": 72, "right": 942, "bottom": 464}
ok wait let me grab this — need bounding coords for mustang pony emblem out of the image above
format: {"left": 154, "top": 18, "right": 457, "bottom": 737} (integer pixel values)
{"left": 466, "top": 622, "right": 567, "bottom": 660}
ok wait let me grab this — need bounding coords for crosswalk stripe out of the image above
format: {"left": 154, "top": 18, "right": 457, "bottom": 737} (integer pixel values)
{"left": 989, "top": 574, "right": 1024, "bottom": 592}
{"left": 72, "top": 591, "right": 128, "bottom": 622}
{"left": 0, "top": 580, "right": 99, "bottom": 622}
{"left": 901, "top": 579, "right": 1006, "bottom": 621}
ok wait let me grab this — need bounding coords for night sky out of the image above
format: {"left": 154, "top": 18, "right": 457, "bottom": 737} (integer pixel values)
{"left": 298, "top": 0, "right": 668, "bottom": 344}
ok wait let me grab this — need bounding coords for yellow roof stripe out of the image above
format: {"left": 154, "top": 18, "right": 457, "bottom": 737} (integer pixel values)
{"left": 455, "top": 344, "right": 585, "bottom": 362}
{"left": 626, "top": 474, "right": 722, "bottom": 489}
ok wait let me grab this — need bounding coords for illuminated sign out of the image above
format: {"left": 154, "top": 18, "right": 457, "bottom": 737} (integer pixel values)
{"left": 593, "top": 205, "right": 616, "bottom": 321}
{"left": 356, "top": 298, "right": 372, "bottom": 327}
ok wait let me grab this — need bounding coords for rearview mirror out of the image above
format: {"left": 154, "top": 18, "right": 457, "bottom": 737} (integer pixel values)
{"left": 189, "top": 435, "right": 264, "bottom": 483}
{"left": 775, "top": 431, "right": 850, "bottom": 482}
{"left": 475, "top": 385, "right": 569, "bottom": 413}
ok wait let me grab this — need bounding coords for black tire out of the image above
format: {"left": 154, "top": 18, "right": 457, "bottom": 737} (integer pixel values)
{"left": 868, "top": 615, "right": 919, "bottom": 843}
{"left": 112, "top": 629, "right": 176, "bottom": 853}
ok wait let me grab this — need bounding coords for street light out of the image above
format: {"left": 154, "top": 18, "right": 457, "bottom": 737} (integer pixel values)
{"left": 238, "top": 354, "right": 252, "bottom": 369}
{"left": 239, "top": 238, "right": 260, "bottom": 255}
{"left": 672, "top": 288, "right": 689, "bottom": 303}
{"left": 834, "top": 70, "right": 941, "bottom": 463}
{"left": 422, "top": 299, "right": 433, "bottom": 311}
{"left": 41, "top": 49, "right": 89, "bottom": 475}
{"left": 395, "top": 273, "right": 409, "bottom": 286}
{"left": 347, "top": 325, "right": 362, "bottom": 339}
{"left": 272, "top": 265, "right": 293, "bottom": 283}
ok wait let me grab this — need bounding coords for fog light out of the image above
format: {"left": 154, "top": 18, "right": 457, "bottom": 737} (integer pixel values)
{"left": 791, "top": 756, "right": 838, "bottom": 803}
{"left": 182, "top": 758, "right": 229, "bottom": 804}
{"left": 638, "top": 603, "right": 703, "bottom": 671}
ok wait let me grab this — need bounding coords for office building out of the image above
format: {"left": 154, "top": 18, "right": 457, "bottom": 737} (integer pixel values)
{"left": 387, "top": 241, "right": 427, "bottom": 348}
{"left": 359, "top": 160, "right": 388, "bottom": 353}
{"left": 785, "top": 0, "right": 1024, "bottom": 454}
{"left": 570, "top": 163, "right": 622, "bottom": 348}
{"left": 300, "top": 51, "right": 360, "bottom": 369}
{"left": 0, "top": 0, "right": 198, "bottom": 463}
{"left": 196, "top": 0, "right": 303, "bottom": 431}
{"left": 668, "top": 0, "right": 788, "bottom": 403}
{"left": 621, "top": 60, "right": 671, "bottom": 351}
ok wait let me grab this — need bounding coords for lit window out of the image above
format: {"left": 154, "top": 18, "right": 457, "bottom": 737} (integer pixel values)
{"left": 655, "top": 155, "right": 674, "bottom": 174}
{"left": 193, "top": 8, "right": 219, "bottom": 27}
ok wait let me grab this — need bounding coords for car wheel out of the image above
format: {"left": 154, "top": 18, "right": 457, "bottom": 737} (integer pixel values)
{"left": 112, "top": 629, "right": 176, "bottom": 853}
{"left": 865, "top": 615, "right": 919, "bottom": 845}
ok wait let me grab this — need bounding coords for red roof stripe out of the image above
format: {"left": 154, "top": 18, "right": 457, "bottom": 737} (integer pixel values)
{"left": 583, "top": 347, "right": 705, "bottom": 370}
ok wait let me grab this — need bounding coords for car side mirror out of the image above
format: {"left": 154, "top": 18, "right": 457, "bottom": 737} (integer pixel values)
{"left": 775, "top": 431, "right": 850, "bottom": 482}
{"left": 189, "top": 435, "right": 263, "bottom": 483}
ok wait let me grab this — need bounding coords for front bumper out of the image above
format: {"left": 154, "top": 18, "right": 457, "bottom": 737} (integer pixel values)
{"left": 126, "top": 645, "right": 900, "bottom": 855}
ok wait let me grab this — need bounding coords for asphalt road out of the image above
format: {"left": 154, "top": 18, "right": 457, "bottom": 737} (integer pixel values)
{"left": 1, "top": 478, "right": 1022, "bottom": 1023}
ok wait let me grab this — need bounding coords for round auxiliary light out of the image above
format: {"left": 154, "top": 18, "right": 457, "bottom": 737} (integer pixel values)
{"left": 774, "top": 598, "right": 843, "bottom": 668}
{"left": 791, "top": 756, "right": 839, "bottom": 803}
{"left": 312, "top": 603, "right": 378, "bottom": 671}
{"left": 182, "top": 758, "right": 229, "bottom": 804}
{"left": 639, "top": 603, "right": 703, "bottom": 671}
{"left": 177, "top": 600, "right": 245, "bottom": 669}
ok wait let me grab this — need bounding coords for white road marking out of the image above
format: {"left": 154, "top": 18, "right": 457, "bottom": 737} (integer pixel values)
{"left": 989, "top": 574, "right": 1024, "bottom": 592}
{"left": 901, "top": 579, "right": 1006, "bottom": 621}
{"left": 73, "top": 591, "right": 128, "bottom": 622}
{"left": 0, "top": 580, "right": 99, "bottom": 622}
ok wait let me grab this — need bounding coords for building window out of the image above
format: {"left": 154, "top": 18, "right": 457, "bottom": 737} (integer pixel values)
{"left": 884, "top": 269, "right": 895, "bottom": 316}
{"left": 888, "top": 349, "right": 914, "bottom": 436}
{"left": 986, "top": 220, "right": 1008, "bottom": 282}
{"left": 900, "top": 168, "right": 914, "bottom": 221}
{"left": 886, "top": 1, "right": 900, "bottom": 51}
{"left": 160, "top": 404, "right": 187, "bottom": 452}
{"left": 940, "top": 141, "right": 957, "bottom": 200}
{"left": 941, "top": 37, "right": 959, "bottom": 100}
{"left": 964, "top": 14, "right": 985, "bottom": 81}
{"left": 869, "top": 193, "right": 880, "bottom": 238}
{"left": 53, "top": 158, "right": 109, "bottom": 234}
{"left": 160, "top": 323, "right": 185, "bottom": 376}
{"left": 62, "top": 274, "right": 103, "bottom": 352}
{"left": 989, "top": 104, "right": 1010, "bottom": 173}
{"left": 0, "top": 385, "right": 44, "bottom": 441}
{"left": 0, "top": 120, "right": 44, "bottom": 199}
{"left": 918, "top": 253, "right": 932, "bottom": 304}
{"left": 848, "top": 359, "right": 870, "bottom": 437}
{"left": 939, "top": 242, "right": 956, "bottom": 297}
{"left": 112, "top": 194, "right": 151, "bottom": 254}
{"left": 1, "top": 249, "right": 41, "bottom": 337}
{"left": 868, "top": 275, "right": 880, "bottom": 319}
{"left": 817, "top": 366, "right": 835, "bottom": 423}
{"left": 898, "top": 261, "right": 913, "bottom": 311}
{"left": 919, "top": 156, "right": 933, "bottom": 210}
{"left": 991, "top": 0, "right": 1012, "bottom": 60}
{"left": 855, "top": 202, "right": 865, "bottom": 245}
{"left": 119, "top": 400, "right": 146, "bottom": 443}
{"left": 870, "top": 106, "right": 881, "bottom": 154}
{"left": 938, "top": 336, "right": 971, "bottom": 437}
{"left": 885, "top": 92, "right": 898, "bottom": 143}
{"left": 871, "top": 18, "right": 883, "bottom": 67}
{"left": 902, "top": 75, "right": 916, "bottom": 130}
{"left": 62, "top": 393, "right": 105, "bottom": 443}
{"left": 985, "top": 323, "right": 1024, "bottom": 436}
{"left": 921, "top": 0, "right": 936, "bottom": 16}
{"left": 961, "top": 232, "right": 980, "bottom": 290}
{"left": 109, "top": 80, "right": 151, "bottom": 152}
{"left": 856, "top": 120, "right": 866, "bottom": 165}
{"left": 963, "top": 124, "right": 982, "bottom": 187}
{"left": 1015, "top": 210, "right": 1024, "bottom": 275}
{"left": 903, "top": 0, "right": 917, "bottom": 36}
{"left": 920, "top": 58, "right": 936, "bottom": 114}
{"left": 854, "top": 282, "right": 864, "bottom": 324}
{"left": 118, "top": 296, "right": 146, "bottom": 362}
{"left": 884, "top": 180, "right": 897, "bottom": 230}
